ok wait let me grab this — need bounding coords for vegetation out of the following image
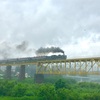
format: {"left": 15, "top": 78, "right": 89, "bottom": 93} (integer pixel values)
{"left": 0, "top": 76, "right": 100, "bottom": 100}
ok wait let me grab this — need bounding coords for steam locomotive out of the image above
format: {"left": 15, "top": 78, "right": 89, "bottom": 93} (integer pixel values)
{"left": 33, "top": 54, "right": 67, "bottom": 61}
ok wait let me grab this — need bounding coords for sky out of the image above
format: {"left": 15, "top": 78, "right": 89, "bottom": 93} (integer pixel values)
{"left": 0, "top": 0, "right": 100, "bottom": 59}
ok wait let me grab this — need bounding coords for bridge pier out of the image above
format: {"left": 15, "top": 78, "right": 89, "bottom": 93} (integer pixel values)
{"left": 19, "top": 65, "right": 25, "bottom": 80}
{"left": 5, "top": 65, "right": 12, "bottom": 79}
{"left": 34, "top": 74, "right": 44, "bottom": 83}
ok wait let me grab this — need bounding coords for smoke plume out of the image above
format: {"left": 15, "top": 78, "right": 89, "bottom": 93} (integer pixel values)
{"left": 0, "top": 41, "right": 35, "bottom": 59}
{"left": 36, "top": 47, "right": 64, "bottom": 55}
{"left": 16, "top": 41, "right": 28, "bottom": 51}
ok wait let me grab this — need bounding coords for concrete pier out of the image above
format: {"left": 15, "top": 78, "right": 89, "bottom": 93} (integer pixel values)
{"left": 5, "top": 65, "right": 12, "bottom": 79}
{"left": 19, "top": 65, "right": 25, "bottom": 80}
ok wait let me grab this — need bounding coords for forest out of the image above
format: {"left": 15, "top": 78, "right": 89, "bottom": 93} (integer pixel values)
{"left": 0, "top": 75, "right": 100, "bottom": 100}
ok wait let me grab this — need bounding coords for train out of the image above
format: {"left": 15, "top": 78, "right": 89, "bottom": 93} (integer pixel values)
{"left": 15, "top": 54, "right": 67, "bottom": 62}
{"left": 0, "top": 54, "right": 67, "bottom": 64}
{"left": 33, "top": 54, "right": 67, "bottom": 61}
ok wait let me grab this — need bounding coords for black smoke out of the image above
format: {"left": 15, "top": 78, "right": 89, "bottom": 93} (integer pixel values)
{"left": 0, "top": 41, "right": 35, "bottom": 59}
{"left": 16, "top": 41, "right": 28, "bottom": 51}
{"left": 36, "top": 47, "right": 64, "bottom": 55}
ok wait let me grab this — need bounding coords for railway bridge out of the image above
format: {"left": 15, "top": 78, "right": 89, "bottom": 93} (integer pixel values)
{"left": 0, "top": 57, "right": 100, "bottom": 82}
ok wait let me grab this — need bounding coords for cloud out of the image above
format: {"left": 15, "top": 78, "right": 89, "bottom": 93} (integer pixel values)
{"left": 0, "top": 0, "right": 100, "bottom": 58}
{"left": 62, "top": 33, "right": 100, "bottom": 58}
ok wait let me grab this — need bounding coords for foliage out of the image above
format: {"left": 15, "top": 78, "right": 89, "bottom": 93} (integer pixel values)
{"left": 0, "top": 78, "right": 100, "bottom": 100}
{"left": 37, "top": 84, "right": 57, "bottom": 100}
{"left": 55, "top": 79, "right": 67, "bottom": 90}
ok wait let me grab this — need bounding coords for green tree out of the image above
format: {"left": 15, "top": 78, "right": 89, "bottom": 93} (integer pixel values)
{"left": 55, "top": 79, "right": 67, "bottom": 90}
{"left": 12, "top": 83, "right": 27, "bottom": 97}
{"left": 37, "top": 84, "right": 57, "bottom": 100}
{"left": 56, "top": 88, "right": 80, "bottom": 100}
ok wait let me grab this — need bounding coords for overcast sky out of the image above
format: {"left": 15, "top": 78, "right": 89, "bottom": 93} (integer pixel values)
{"left": 0, "top": 0, "right": 100, "bottom": 58}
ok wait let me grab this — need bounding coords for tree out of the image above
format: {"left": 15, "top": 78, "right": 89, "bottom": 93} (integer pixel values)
{"left": 55, "top": 79, "right": 67, "bottom": 90}
{"left": 37, "top": 84, "right": 57, "bottom": 100}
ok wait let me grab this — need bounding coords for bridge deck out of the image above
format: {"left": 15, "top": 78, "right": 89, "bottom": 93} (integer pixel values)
{"left": 0, "top": 57, "right": 99, "bottom": 66}
{"left": 0, "top": 57, "right": 100, "bottom": 75}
